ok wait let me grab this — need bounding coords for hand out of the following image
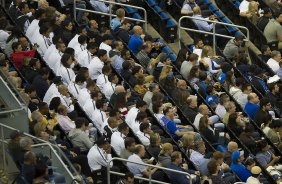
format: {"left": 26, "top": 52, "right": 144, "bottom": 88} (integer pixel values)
{"left": 194, "top": 171, "right": 200, "bottom": 176}
{"left": 221, "top": 162, "right": 229, "bottom": 170}
{"left": 31, "top": 99, "right": 39, "bottom": 104}
{"left": 146, "top": 159, "right": 154, "bottom": 164}
{"left": 87, "top": 177, "right": 93, "bottom": 183}
{"left": 182, "top": 163, "right": 188, "bottom": 170}
{"left": 105, "top": 144, "right": 111, "bottom": 154}
{"left": 156, "top": 162, "right": 162, "bottom": 167}
{"left": 70, "top": 151, "right": 77, "bottom": 157}
{"left": 225, "top": 133, "right": 230, "bottom": 140}
{"left": 273, "top": 155, "right": 280, "bottom": 162}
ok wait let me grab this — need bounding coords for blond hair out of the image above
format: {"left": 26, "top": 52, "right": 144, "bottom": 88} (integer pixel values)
{"left": 160, "top": 143, "right": 173, "bottom": 154}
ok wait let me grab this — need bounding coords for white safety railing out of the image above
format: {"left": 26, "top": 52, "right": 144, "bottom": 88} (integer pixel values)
{"left": 0, "top": 122, "right": 79, "bottom": 184}
{"left": 73, "top": 0, "right": 148, "bottom": 31}
{"left": 107, "top": 157, "right": 193, "bottom": 184}
{"left": 178, "top": 16, "right": 249, "bottom": 53}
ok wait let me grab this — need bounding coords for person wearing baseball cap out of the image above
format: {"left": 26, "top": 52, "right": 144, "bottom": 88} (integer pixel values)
{"left": 230, "top": 150, "right": 252, "bottom": 182}
{"left": 246, "top": 166, "right": 262, "bottom": 184}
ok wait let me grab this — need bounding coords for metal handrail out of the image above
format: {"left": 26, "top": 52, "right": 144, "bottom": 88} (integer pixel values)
{"left": 107, "top": 157, "right": 193, "bottom": 184}
{"left": 73, "top": 0, "right": 148, "bottom": 31}
{"left": 0, "top": 122, "right": 79, "bottom": 183}
{"left": 178, "top": 16, "right": 249, "bottom": 53}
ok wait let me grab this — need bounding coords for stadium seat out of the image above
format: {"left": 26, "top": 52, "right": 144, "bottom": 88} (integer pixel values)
{"left": 153, "top": 5, "right": 163, "bottom": 13}
{"left": 147, "top": 0, "right": 157, "bottom": 6}
{"left": 124, "top": 7, "right": 138, "bottom": 14}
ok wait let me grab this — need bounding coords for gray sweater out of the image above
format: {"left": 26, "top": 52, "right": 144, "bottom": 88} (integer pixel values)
{"left": 68, "top": 129, "right": 93, "bottom": 152}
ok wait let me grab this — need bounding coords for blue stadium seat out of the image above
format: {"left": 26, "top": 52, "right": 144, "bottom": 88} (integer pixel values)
{"left": 132, "top": 13, "right": 142, "bottom": 20}
{"left": 226, "top": 26, "right": 237, "bottom": 33}
{"left": 214, "top": 11, "right": 224, "bottom": 19}
{"left": 202, "top": 0, "right": 212, "bottom": 5}
{"left": 169, "top": 53, "right": 177, "bottom": 61}
{"left": 208, "top": 4, "right": 218, "bottom": 12}
{"left": 234, "top": 1, "right": 240, "bottom": 8}
{"left": 162, "top": 46, "right": 172, "bottom": 54}
{"left": 147, "top": 0, "right": 157, "bottom": 6}
{"left": 124, "top": 7, "right": 138, "bottom": 14}
{"left": 153, "top": 5, "right": 163, "bottom": 13}
{"left": 160, "top": 12, "right": 170, "bottom": 20}
{"left": 221, "top": 17, "right": 231, "bottom": 23}
{"left": 166, "top": 19, "right": 176, "bottom": 28}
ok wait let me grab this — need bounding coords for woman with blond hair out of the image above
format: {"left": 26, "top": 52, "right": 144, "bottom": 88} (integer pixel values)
{"left": 159, "top": 65, "right": 173, "bottom": 81}
{"left": 201, "top": 45, "right": 221, "bottom": 74}
{"left": 158, "top": 143, "right": 173, "bottom": 167}
{"left": 248, "top": 1, "right": 260, "bottom": 25}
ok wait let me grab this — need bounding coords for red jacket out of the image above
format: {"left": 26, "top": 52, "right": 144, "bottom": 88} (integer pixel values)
{"left": 10, "top": 50, "right": 35, "bottom": 69}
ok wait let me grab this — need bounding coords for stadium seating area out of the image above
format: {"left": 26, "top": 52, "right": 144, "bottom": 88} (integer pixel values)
{"left": 1, "top": 0, "right": 282, "bottom": 183}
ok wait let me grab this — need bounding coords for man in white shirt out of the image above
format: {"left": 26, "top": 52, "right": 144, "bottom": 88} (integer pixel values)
{"left": 89, "top": 49, "right": 109, "bottom": 80}
{"left": 73, "top": 35, "right": 87, "bottom": 60}
{"left": 35, "top": 22, "right": 53, "bottom": 56}
{"left": 96, "top": 65, "right": 111, "bottom": 91}
{"left": 99, "top": 34, "right": 113, "bottom": 56}
{"left": 136, "top": 123, "right": 152, "bottom": 146}
{"left": 78, "top": 80, "right": 99, "bottom": 107}
{"left": 56, "top": 85, "right": 75, "bottom": 112}
{"left": 267, "top": 50, "right": 281, "bottom": 73}
{"left": 77, "top": 42, "right": 98, "bottom": 67}
{"left": 43, "top": 76, "right": 62, "bottom": 105}
{"left": 125, "top": 100, "right": 148, "bottom": 127}
{"left": 189, "top": 141, "right": 207, "bottom": 169}
{"left": 83, "top": 91, "right": 103, "bottom": 119}
{"left": 87, "top": 137, "right": 113, "bottom": 172}
{"left": 68, "top": 73, "right": 86, "bottom": 99}
{"left": 92, "top": 99, "right": 108, "bottom": 133}
{"left": 26, "top": 9, "right": 45, "bottom": 41}
{"left": 111, "top": 122, "right": 129, "bottom": 155}
{"left": 215, "top": 94, "right": 230, "bottom": 119}
{"left": 237, "top": 84, "right": 252, "bottom": 108}
{"left": 68, "top": 26, "right": 88, "bottom": 49}
{"left": 56, "top": 105, "right": 75, "bottom": 133}
{"left": 45, "top": 39, "right": 66, "bottom": 72}
{"left": 57, "top": 54, "right": 76, "bottom": 85}
{"left": 102, "top": 73, "right": 118, "bottom": 100}
{"left": 0, "top": 19, "right": 10, "bottom": 50}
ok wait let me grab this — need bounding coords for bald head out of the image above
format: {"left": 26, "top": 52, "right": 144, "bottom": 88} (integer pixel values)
{"left": 227, "top": 141, "right": 238, "bottom": 152}
{"left": 199, "top": 104, "right": 209, "bottom": 115}
{"left": 133, "top": 26, "right": 143, "bottom": 35}
{"left": 247, "top": 93, "right": 259, "bottom": 104}
{"left": 115, "top": 85, "right": 125, "bottom": 94}
{"left": 177, "top": 80, "right": 187, "bottom": 89}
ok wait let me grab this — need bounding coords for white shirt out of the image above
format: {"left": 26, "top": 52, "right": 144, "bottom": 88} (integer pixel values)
{"left": 36, "top": 34, "right": 52, "bottom": 56}
{"left": 26, "top": 19, "right": 39, "bottom": 41}
{"left": 68, "top": 82, "right": 83, "bottom": 99}
{"left": 190, "top": 150, "right": 205, "bottom": 169}
{"left": 88, "top": 56, "right": 104, "bottom": 80}
{"left": 57, "top": 114, "right": 76, "bottom": 133}
{"left": 267, "top": 58, "right": 280, "bottom": 73}
{"left": 43, "top": 44, "right": 55, "bottom": 63}
{"left": 246, "top": 176, "right": 261, "bottom": 184}
{"left": 96, "top": 74, "right": 109, "bottom": 91}
{"left": 43, "top": 83, "right": 60, "bottom": 105}
{"left": 45, "top": 48, "right": 62, "bottom": 72}
{"left": 74, "top": 43, "right": 87, "bottom": 60}
{"left": 111, "top": 131, "right": 126, "bottom": 155}
{"left": 193, "top": 48, "right": 202, "bottom": 61}
{"left": 92, "top": 109, "right": 107, "bottom": 133}
{"left": 83, "top": 99, "right": 97, "bottom": 119}
{"left": 130, "top": 120, "right": 141, "bottom": 133}
{"left": 237, "top": 94, "right": 248, "bottom": 108}
{"left": 77, "top": 50, "right": 93, "bottom": 67}
{"left": 0, "top": 30, "right": 9, "bottom": 50}
{"left": 68, "top": 34, "right": 79, "bottom": 49}
{"left": 239, "top": 0, "right": 250, "bottom": 13}
{"left": 59, "top": 95, "right": 75, "bottom": 112}
{"left": 193, "top": 113, "right": 203, "bottom": 130}
{"left": 77, "top": 88, "right": 91, "bottom": 107}
{"left": 136, "top": 131, "right": 150, "bottom": 146}
{"left": 125, "top": 107, "right": 139, "bottom": 126}
{"left": 57, "top": 66, "right": 75, "bottom": 86}
{"left": 127, "top": 154, "right": 147, "bottom": 177}
{"left": 102, "top": 82, "right": 116, "bottom": 100}
{"left": 87, "top": 144, "right": 113, "bottom": 171}
{"left": 215, "top": 104, "right": 226, "bottom": 119}
{"left": 99, "top": 42, "right": 112, "bottom": 56}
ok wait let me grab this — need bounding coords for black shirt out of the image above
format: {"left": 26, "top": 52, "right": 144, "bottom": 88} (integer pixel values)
{"left": 257, "top": 16, "right": 270, "bottom": 32}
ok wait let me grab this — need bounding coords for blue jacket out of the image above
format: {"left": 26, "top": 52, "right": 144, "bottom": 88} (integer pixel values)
{"left": 168, "top": 163, "right": 196, "bottom": 184}
{"left": 230, "top": 162, "right": 251, "bottom": 182}
{"left": 128, "top": 34, "right": 143, "bottom": 54}
{"left": 244, "top": 102, "right": 259, "bottom": 119}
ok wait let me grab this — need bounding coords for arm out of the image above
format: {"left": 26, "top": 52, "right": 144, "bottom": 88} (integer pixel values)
{"left": 181, "top": 5, "right": 193, "bottom": 15}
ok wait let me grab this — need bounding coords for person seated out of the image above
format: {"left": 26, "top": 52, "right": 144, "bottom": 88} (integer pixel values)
{"left": 111, "top": 123, "right": 129, "bottom": 156}
{"left": 228, "top": 113, "right": 248, "bottom": 136}
{"left": 255, "top": 139, "right": 280, "bottom": 168}
{"left": 258, "top": 45, "right": 272, "bottom": 62}
{"left": 239, "top": 0, "right": 253, "bottom": 17}
{"left": 257, "top": 8, "right": 273, "bottom": 32}
{"left": 264, "top": 12, "right": 282, "bottom": 50}
{"left": 158, "top": 143, "right": 173, "bottom": 167}
{"left": 120, "top": 137, "right": 136, "bottom": 160}
{"left": 56, "top": 104, "right": 75, "bottom": 134}
{"left": 223, "top": 101, "right": 236, "bottom": 124}
{"left": 168, "top": 151, "right": 200, "bottom": 184}
{"left": 223, "top": 35, "right": 244, "bottom": 60}
{"left": 230, "top": 150, "right": 251, "bottom": 182}
{"left": 239, "top": 124, "right": 258, "bottom": 153}
{"left": 207, "top": 160, "right": 228, "bottom": 184}
{"left": 10, "top": 41, "right": 36, "bottom": 69}
{"left": 266, "top": 120, "right": 282, "bottom": 150}
{"left": 247, "top": 1, "right": 260, "bottom": 25}
{"left": 205, "top": 85, "right": 220, "bottom": 109}
{"left": 116, "top": 172, "right": 135, "bottom": 184}
{"left": 244, "top": 93, "right": 260, "bottom": 119}
{"left": 246, "top": 166, "right": 262, "bottom": 184}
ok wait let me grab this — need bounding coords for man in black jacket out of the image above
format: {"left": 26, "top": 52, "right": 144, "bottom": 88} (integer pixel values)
{"left": 113, "top": 19, "right": 131, "bottom": 43}
{"left": 16, "top": 2, "right": 34, "bottom": 33}
{"left": 182, "top": 95, "right": 198, "bottom": 122}
{"left": 103, "top": 117, "right": 119, "bottom": 139}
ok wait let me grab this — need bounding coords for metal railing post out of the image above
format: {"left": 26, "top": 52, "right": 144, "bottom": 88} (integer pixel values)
{"left": 149, "top": 166, "right": 152, "bottom": 184}
{"left": 107, "top": 161, "right": 111, "bottom": 184}
{"left": 144, "top": 9, "right": 148, "bottom": 33}
{"left": 73, "top": 0, "right": 77, "bottom": 23}
{"left": 1, "top": 126, "right": 6, "bottom": 171}
{"left": 109, "top": 4, "right": 112, "bottom": 24}
{"left": 213, "top": 22, "right": 216, "bottom": 55}
{"left": 178, "top": 22, "right": 182, "bottom": 48}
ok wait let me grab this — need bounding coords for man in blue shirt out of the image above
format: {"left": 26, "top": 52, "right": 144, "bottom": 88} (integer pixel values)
{"left": 230, "top": 151, "right": 251, "bottom": 182}
{"left": 161, "top": 107, "right": 194, "bottom": 141}
{"left": 128, "top": 26, "right": 144, "bottom": 55}
{"left": 111, "top": 8, "right": 125, "bottom": 30}
{"left": 244, "top": 93, "right": 260, "bottom": 119}
{"left": 168, "top": 151, "right": 200, "bottom": 184}
{"left": 205, "top": 85, "right": 219, "bottom": 108}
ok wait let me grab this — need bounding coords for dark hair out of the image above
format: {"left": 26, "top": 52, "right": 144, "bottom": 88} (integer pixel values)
{"left": 64, "top": 47, "right": 75, "bottom": 56}
{"left": 124, "top": 172, "right": 134, "bottom": 180}
{"left": 219, "top": 93, "right": 229, "bottom": 105}
{"left": 268, "top": 83, "right": 278, "bottom": 92}
{"left": 221, "top": 63, "right": 232, "bottom": 73}
{"left": 205, "top": 85, "right": 214, "bottom": 95}
{"left": 24, "top": 85, "right": 35, "bottom": 94}
{"left": 34, "top": 163, "right": 48, "bottom": 178}
{"left": 114, "top": 92, "right": 127, "bottom": 110}
{"left": 118, "top": 122, "right": 128, "bottom": 132}
{"left": 77, "top": 26, "right": 86, "bottom": 34}
{"left": 49, "top": 97, "right": 61, "bottom": 112}
{"left": 245, "top": 123, "right": 254, "bottom": 133}
{"left": 12, "top": 42, "right": 21, "bottom": 51}
{"left": 269, "top": 119, "right": 282, "bottom": 129}
{"left": 75, "top": 73, "right": 86, "bottom": 83}
{"left": 34, "top": 8, "right": 45, "bottom": 19}
{"left": 188, "top": 65, "right": 199, "bottom": 80}
{"left": 257, "top": 139, "right": 268, "bottom": 151}
{"left": 96, "top": 99, "right": 106, "bottom": 109}
{"left": 18, "top": 2, "right": 28, "bottom": 11}
{"left": 97, "top": 49, "right": 107, "bottom": 58}
{"left": 29, "top": 58, "right": 39, "bottom": 67}
{"left": 139, "top": 122, "right": 150, "bottom": 132}
{"left": 62, "top": 18, "right": 72, "bottom": 28}
{"left": 78, "top": 35, "right": 87, "bottom": 44}
{"left": 7, "top": 27, "right": 22, "bottom": 43}
{"left": 136, "top": 100, "right": 147, "bottom": 108}
{"left": 135, "top": 112, "right": 147, "bottom": 122}
{"left": 87, "top": 42, "right": 98, "bottom": 51}
{"left": 207, "top": 160, "right": 218, "bottom": 175}
{"left": 38, "top": 67, "right": 49, "bottom": 76}
{"left": 163, "top": 106, "right": 172, "bottom": 116}
{"left": 124, "top": 137, "right": 135, "bottom": 148}
{"left": 152, "top": 102, "right": 162, "bottom": 114}
{"left": 90, "top": 91, "right": 99, "bottom": 99}
{"left": 175, "top": 48, "right": 188, "bottom": 67}
{"left": 121, "top": 49, "right": 129, "bottom": 58}
{"left": 52, "top": 35, "right": 62, "bottom": 45}
{"left": 199, "top": 71, "right": 208, "bottom": 81}
{"left": 132, "top": 65, "right": 142, "bottom": 75}
{"left": 242, "top": 83, "right": 251, "bottom": 91}
{"left": 39, "top": 22, "right": 51, "bottom": 34}
{"left": 259, "top": 97, "right": 270, "bottom": 108}
{"left": 261, "top": 45, "right": 270, "bottom": 54}
{"left": 61, "top": 53, "right": 72, "bottom": 67}
{"left": 75, "top": 117, "right": 89, "bottom": 128}
{"left": 199, "top": 115, "right": 209, "bottom": 132}
{"left": 122, "top": 60, "right": 131, "bottom": 70}
{"left": 108, "top": 73, "right": 117, "bottom": 82}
